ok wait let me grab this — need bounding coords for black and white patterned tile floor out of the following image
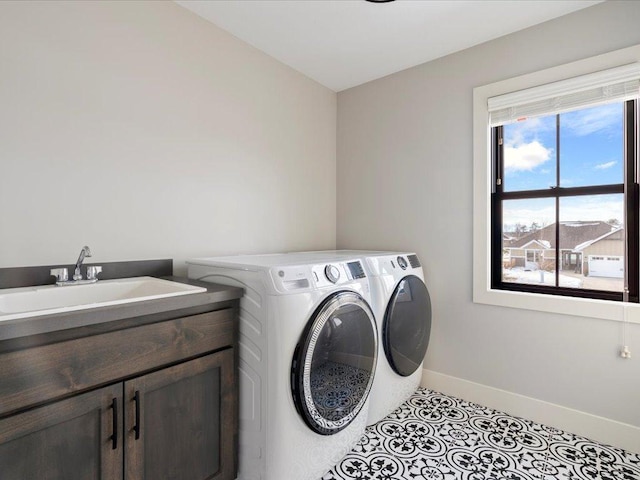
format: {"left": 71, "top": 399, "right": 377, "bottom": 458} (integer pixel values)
{"left": 323, "top": 388, "right": 640, "bottom": 480}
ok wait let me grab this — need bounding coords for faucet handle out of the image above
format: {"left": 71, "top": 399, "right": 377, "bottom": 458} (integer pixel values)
{"left": 86, "top": 266, "right": 102, "bottom": 281}
{"left": 50, "top": 268, "right": 69, "bottom": 283}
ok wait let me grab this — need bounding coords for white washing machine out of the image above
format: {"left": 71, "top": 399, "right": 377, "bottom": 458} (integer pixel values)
{"left": 187, "top": 253, "right": 378, "bottom": 480}
{"left": 292, "top": 250, "right": 432, "bottom": 425}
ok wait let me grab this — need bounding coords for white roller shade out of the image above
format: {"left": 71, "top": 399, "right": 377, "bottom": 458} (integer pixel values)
{"left": 488, "top": 63, "right": 640, "bottom": 127}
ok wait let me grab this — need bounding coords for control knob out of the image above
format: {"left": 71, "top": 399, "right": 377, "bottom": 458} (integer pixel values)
{"left": 324, "top": 264, "right": 341, "bottom": 283}
{"left": 397, "top": 256, "right": 408, "bottom": 270}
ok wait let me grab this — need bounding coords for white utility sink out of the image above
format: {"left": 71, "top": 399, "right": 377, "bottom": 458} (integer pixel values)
{"left": 0, "top": 277, "right": 206, "bottom": 322}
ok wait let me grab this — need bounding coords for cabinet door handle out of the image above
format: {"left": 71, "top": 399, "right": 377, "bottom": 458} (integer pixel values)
{"left": 110, "top": 397, "right": 118, "bottom": 450}
{"left": 133, "top": 390, "right": 141, "bottom": 440}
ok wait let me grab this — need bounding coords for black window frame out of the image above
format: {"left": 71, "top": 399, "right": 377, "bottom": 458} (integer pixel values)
{"left": 491, "top": 99, "right": 639, "bottom": 303}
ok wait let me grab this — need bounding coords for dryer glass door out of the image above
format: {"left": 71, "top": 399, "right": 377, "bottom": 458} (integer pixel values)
{"left": 291, "top": 291, "right": 377, "bottom": 435}
{"left": 383, "top": 275, "right": 432, "bottom": 376}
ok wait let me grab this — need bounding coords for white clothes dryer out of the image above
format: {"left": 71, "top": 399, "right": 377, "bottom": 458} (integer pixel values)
{"left": 362, "top": 252, "right": 431, "bottom": 424}
{"left": 292, "top": 250, "right": 432, "bottom": 426}
{"left": 187, "top": 253, "right": 378, "bottom": 480}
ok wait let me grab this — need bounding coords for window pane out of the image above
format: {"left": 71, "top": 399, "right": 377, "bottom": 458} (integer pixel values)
{"left": 558, "top": 195, "right": 624, "bottom": 291}
{"left": 502, "top": 198, "right": 556, "bottom": 286}
{"left": 503, "top": 115, "right": 556, "bottom": 192}
{"left": 559, "top": 103, "right": 624, "bottom": 188}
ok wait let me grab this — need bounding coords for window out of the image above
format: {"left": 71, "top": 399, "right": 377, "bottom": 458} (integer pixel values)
{"left": 491, "top": 100, "right": 638, "bottom": 302}
{"left": 473, "top": 51, "right": 640, "bottom": 321}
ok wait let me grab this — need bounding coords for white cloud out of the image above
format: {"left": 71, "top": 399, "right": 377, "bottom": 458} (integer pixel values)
{"left": 503, "top": 195, "right": 623, "bottom": 227}
{"left": 504, "top": 140, "right": 552, "bottom": 172}
{"left": 502, "top": 198, "right": 555, "bottom": 227}
{"left": 503, "top": 207, "right": 554, "bottom": 228}
{"left": 559, "top": 196, "right": 623, "bottom": 223}
{"left": 505, "top": 116, "right": 555, "bottom": 145}
{"left": 562, "top": 103, "right": 622, "bottom": 137}
{"left": 594, "top": 161, "right": 616, "bottom": 170}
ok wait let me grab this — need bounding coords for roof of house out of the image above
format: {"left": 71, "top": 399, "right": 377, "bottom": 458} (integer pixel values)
{"left": 520, "top": 239, "right": 551, "bottom": 249}
{"left": 574, "top": 227, "right": 624, "bottom": 251}
{"left": 505, "top": 221, "right": 617, "bottom": 249}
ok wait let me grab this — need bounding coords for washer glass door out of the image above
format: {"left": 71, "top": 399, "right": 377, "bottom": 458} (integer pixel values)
{"left": 383, "top": 275, "right": 432, "bottom": 376}
{"left": 291, "top": 291, "right": 377, "bottom": 435}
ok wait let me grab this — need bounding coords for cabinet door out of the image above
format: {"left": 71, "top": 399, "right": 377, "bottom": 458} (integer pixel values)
{"left": 0, "top": 384, "right": 122, "bottom": 480}
{"left": 125, "top": 349, "right": 236, "bottom": 480}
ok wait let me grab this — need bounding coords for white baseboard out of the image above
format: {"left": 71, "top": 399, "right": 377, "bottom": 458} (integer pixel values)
{"left": 421, "top": 369, "right": 640, "bottom": 455}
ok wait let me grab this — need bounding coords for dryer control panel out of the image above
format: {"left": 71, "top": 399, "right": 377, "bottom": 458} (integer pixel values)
{"left": 366, "top": 253, "right": 422, "bottom": 277}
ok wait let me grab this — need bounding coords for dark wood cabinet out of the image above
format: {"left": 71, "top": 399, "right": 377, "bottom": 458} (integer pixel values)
{"left": 0, "top": 384, "right": 122, "bottom": 480}
{"left": 0, "top": 304, "right": 238, "bottom": 480}
{"left": 125, "top": 350, "right": 235, "bottom": 480}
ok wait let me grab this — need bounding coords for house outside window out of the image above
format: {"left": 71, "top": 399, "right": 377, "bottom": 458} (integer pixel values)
{"left": 473, "top": 54, "right": 640, "bottom": 320}
{"left": 501, "top": 220, "right": 625, "bottom": 293}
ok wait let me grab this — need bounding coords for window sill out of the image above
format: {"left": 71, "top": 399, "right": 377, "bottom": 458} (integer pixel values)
{"left": 473, "top": 285, "right": 640, "bottom": 324}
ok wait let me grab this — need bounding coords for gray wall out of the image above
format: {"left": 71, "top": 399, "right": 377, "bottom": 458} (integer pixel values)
{"left": 337, "top": 1, "right": 640, "bottom": 426}
{"left": 0, "top": 1, "right": 337, "bottom": 273}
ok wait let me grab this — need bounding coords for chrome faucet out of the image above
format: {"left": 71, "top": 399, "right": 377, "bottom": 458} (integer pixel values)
{"left": 74, "top": 245, "right": 92, "bottom": 281}
{"left": 50, "top": 246, "right": 102, "bottom": 286}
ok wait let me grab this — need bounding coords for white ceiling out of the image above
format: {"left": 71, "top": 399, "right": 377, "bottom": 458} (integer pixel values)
{"left": 176, "top": 0, "right": 602, "bottom": 92}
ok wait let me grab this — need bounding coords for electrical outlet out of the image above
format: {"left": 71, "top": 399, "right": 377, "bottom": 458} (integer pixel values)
{"left": 620, "top": 346, "right": 632, "bottom": 359}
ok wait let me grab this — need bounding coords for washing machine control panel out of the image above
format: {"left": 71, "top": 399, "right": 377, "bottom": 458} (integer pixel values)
{"left": 311, "top": 261, "right": 366, "bottom": 288}
{"left": 269, "top": 260, "right": 368, "bottom": 293}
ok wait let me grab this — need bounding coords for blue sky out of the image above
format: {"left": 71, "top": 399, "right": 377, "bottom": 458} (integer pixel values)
{"left": 502, "top": 102, "right": 624, "bottom": 229}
